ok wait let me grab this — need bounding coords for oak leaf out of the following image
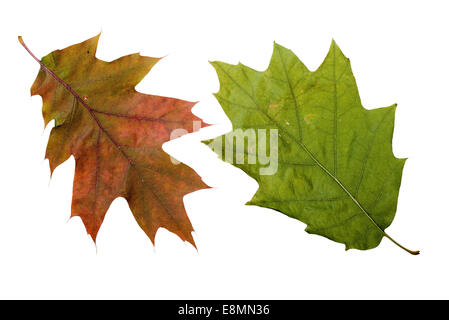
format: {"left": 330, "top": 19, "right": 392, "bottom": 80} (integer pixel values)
{"left": 208, "top": 41, "right": 418, "bottom": 254}
{"left": 20, "top": 34, "right": 207, "bottom": 246}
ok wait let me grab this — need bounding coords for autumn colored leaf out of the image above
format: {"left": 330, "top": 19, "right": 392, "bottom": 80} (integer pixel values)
{"left": 20, "top": 34, "right": 208, "bottom": 246}
{"left": 208, "top": 41, "right": 418, "bottom": 254}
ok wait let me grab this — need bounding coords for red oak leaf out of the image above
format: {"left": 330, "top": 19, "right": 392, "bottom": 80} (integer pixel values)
{"left": 20, "top": 34, "right": 208, "bottom": 247}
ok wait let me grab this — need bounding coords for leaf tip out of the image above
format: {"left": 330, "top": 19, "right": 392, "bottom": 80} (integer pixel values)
{"left": 329, "top": 37, "right": 341, "bottom": 48}
{"left": 272, "top": 41, "right": 285, "bottom": 51}
{"left": 188, "top": 235, "right": 198, "bottom": 251}
{"left": 330, "top": 38, "right": 341, "bottom": 50}
{"left": 201, "top": 138, "right": 214, "bottom": 147}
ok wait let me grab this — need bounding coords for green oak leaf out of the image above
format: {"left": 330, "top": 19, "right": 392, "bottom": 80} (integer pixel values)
{"left": 207, "top": 41, "right": 418, "bottom": 254}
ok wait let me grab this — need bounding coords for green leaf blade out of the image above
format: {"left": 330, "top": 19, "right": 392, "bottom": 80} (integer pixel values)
{"left": 209, "top": 41, "right": 416, "bottom": 254}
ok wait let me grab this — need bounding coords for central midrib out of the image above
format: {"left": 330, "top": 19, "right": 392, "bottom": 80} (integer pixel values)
{"left": 257, "top": 104, "right": 383, "bottom": 234}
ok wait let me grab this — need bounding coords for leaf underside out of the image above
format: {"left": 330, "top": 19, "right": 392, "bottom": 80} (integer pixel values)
{"left": 29, "top": 34, "right": 208, "bottom": 246}
{"left": 209, "top": 41, "right": 408, "bottom": 252}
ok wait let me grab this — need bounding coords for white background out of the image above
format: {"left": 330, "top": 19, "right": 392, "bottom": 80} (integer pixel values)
{"left": 1, "top": 0, "right": 448, "bottom": 299}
